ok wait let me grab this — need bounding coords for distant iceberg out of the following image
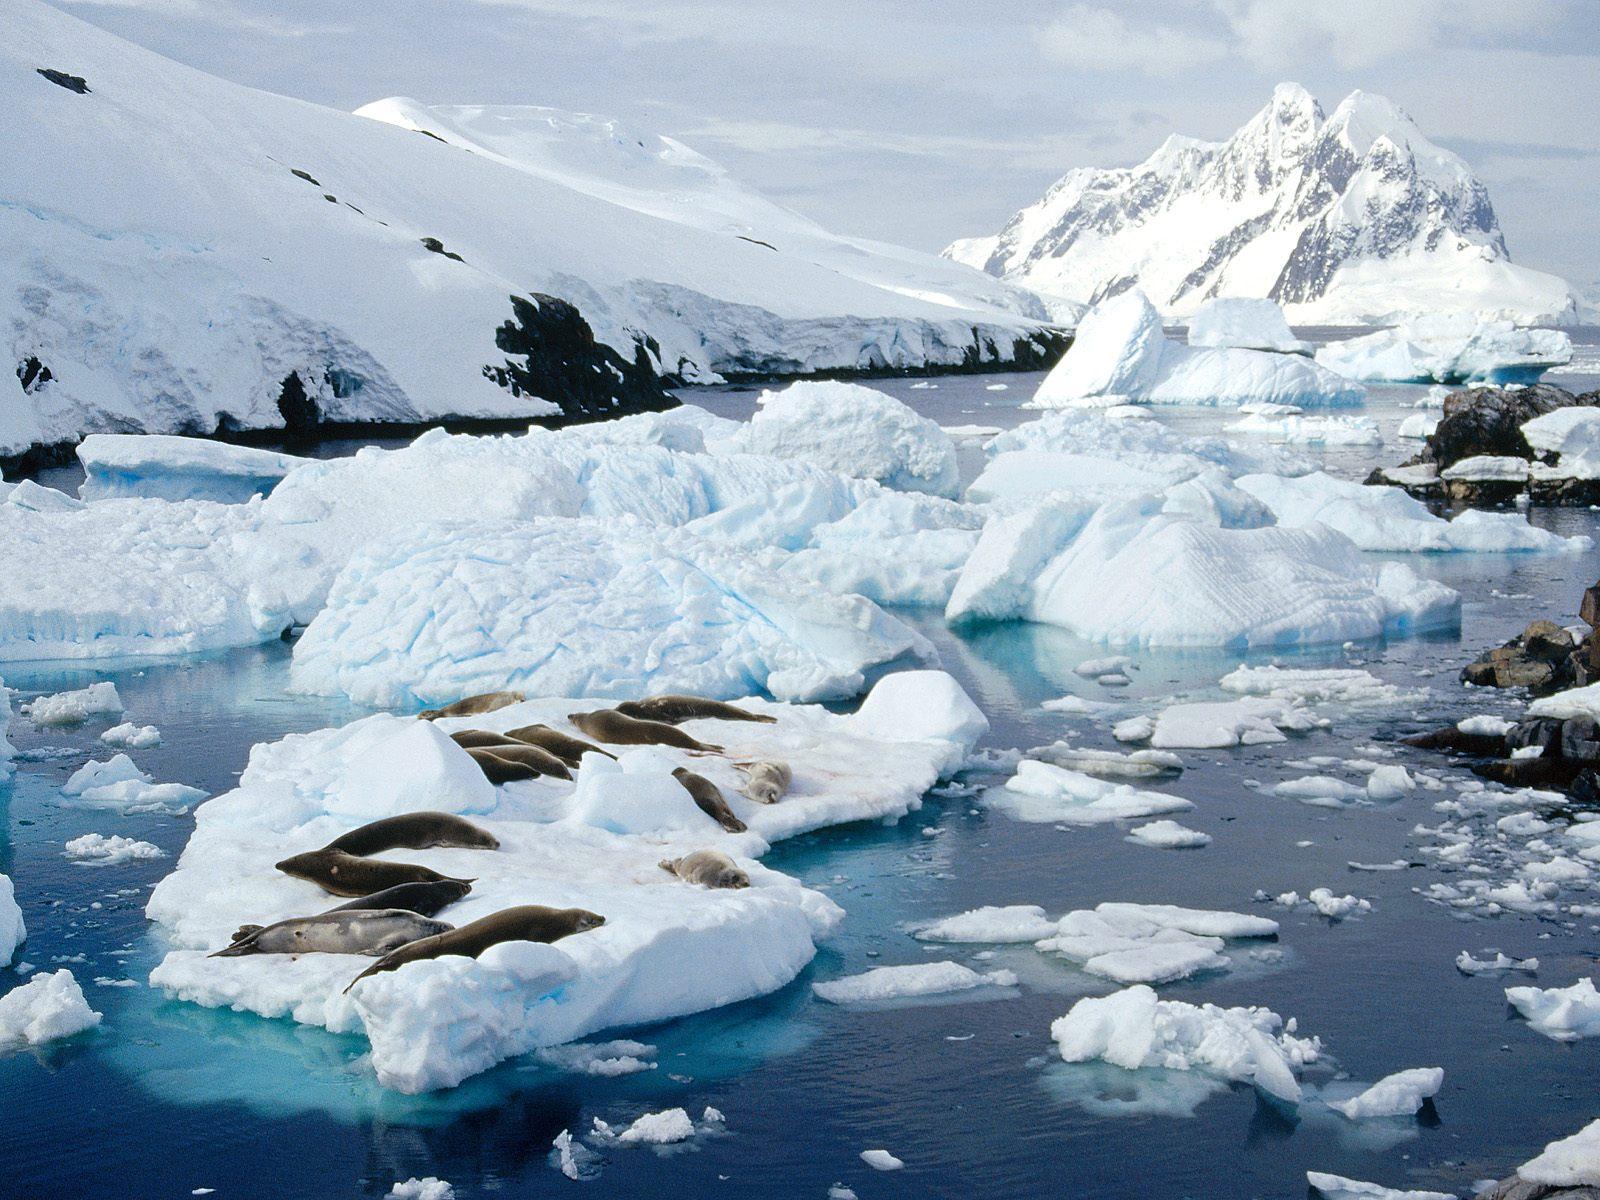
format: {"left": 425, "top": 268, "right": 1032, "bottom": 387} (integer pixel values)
{"left": 1316, "top": 314, "right": 1572, "bottom": 385}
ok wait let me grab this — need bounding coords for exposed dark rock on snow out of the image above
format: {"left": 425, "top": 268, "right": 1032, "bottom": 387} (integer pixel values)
{"left": 16, "top": 357, "right": 52, "bottom": 394}
{"left": 276, "top": 372, "right": 321, "bottom": 433}
{"left": 1460, "top": 619, "right": 1589, "bottom": 694}
{"left": 36, "top": 68, "right": 88, "bottom": 93}
{"left": 420, "top": 237, "right": 465, "bottom": 263}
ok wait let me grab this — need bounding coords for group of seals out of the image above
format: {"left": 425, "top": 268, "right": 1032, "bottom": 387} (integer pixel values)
{"left": 569, "top": 709, "right": 723, "bottom": 753}
{"left": 275, "top": 810, "right": 495, "bottom": 897}
{"left": 342, "top": 904, "right": 606, "bottom": 992}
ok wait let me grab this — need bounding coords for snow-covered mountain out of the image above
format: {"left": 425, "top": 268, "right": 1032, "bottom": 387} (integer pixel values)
{"left": 1, "top": 2, "right": 1059, "bottom": 466}
{"left": 945, "top": 84, "right": 1580, "bottom": 327}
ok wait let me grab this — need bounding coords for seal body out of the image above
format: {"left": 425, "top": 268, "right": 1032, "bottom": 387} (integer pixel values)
{"left": 344, "top": 904, "right": 605, "bottom": 992}
{"left": 213, "top": 910, "right": 453, "bottom": 957}
{"left": 671, "top": 766, "right": 747, "bottom": 833}
{"left": 449, "top": 729, "right": 523, "bottom": 751}
{"left": 466, "top": 743, "right": 571, "bottom": 781}
{"left": 325, "top": 812, "right": 500, "bottom": 856}
{"left": 275, "top": 849, "right": 472, "bottom": 898}
{"left": 322, "top": 879, "right": 472, "bottom": 917}
{"left": 502, "top": 724, "right": 615, "bottom": 767}
{"left": 739, "top": 760, "right": 792, "bottom": 805}
{"left": 614, "top": 696, "right": 776, "bottom": 726}
{"left": 660, "top": 849, "right": 750, "bottom": 889}
{"left": 570, "top": 710, "right": 722, "bottom": 753}
{"left": 419, "top": 691, "right": 525, "bottom": 721}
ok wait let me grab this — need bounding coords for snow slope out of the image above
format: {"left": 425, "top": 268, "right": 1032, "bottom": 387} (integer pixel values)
{"left": 945, "top": 83, "right": 1578, "bottom": 325}
{"left": 1, "top": 0, "right": 1059, "bottom": 461}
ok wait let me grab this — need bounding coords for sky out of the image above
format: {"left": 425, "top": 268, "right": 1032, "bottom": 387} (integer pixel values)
{"left": 55, "top": 0, "right": 1600, "bottom": 286}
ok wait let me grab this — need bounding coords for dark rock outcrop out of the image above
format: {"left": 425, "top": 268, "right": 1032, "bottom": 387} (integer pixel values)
{"left": 36, "top": 68, "right": 89, "bottom": 94}
{"left": 16, "top": 356, "right": 52, "bottom": 394}
{"left": 1460, "top": 620, "right": 1587, "bottom": 695}
{"left": 1480, "top": 1175, "right": 1600, "bottom": 1200}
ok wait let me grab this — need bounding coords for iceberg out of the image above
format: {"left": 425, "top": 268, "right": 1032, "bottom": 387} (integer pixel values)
{"left": 1187, "top": 298, "right": 1311, "bottom": 355}
{"left": 77, "top": 435, "right": 307, "bottom": 503}
{"left": 0, "top": 969, "right": 101, "bottom": 1046}
{"left": 1, "top": 873, "right": 23, "bottom": 966}
{"left": 1031, "top": 291, "right": 1364, "bottom": 410}
{"left": 1316, "top": 315, "right": 1573, "bottom": 384}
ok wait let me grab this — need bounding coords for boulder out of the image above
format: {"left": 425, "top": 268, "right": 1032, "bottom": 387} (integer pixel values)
{"left": 1508, "top": 718, "right": 1564, "bottom": 755}
{"left": 1571, "top": 770, "right": 1600, "bottom": 808}
{"left": 1426, "top": 385, "right": 1600, "bottom": 470}
{"left": 1480, "top": 1176, "right": 1600, "bottom": 1200}
{"left": 1461, "top": 620, "right": 1579, "bottom": 694}
{"left": 1400, "top": 726, "right": 1507, "bottom": 756}
{"left": 1562, "top": 718, "right": 1600, "bottom": 763}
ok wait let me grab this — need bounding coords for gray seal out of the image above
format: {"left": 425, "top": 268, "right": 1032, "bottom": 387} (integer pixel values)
{"left": 344, "top": 904, "right": 606, "bottom": 993}
{"left": 325, "top": 811, "right": 500, "bottom": 856}
{"left": 212, "top": 909, "right": 453, "bottom": 958}
{"left": 322, "top": 879, "right": 473, "bottom": 918}
{"left": 466, "top": 744, "right": 571, "bottom": 782}
{"left": 671, "top": 766, "right": 746, "bottom": 833}
{"left": 449, "top": 729, "right": 524, "bottom": 751}
{"left": 418, "top": 691, "right": 525, "bottom": 721}
{"left": 569, "top": 709, "right": 723, "bottom": 753}
{"left": 502, "top": 724, "right": 615, "bottom": 767}
{"left": 738, "top": 760, "right": 792, "bottom": 805}
{"left": 275, "top": 848, "right": 473, "bottom": 898}
{"left": 614, "top": 696, "right": 776, "bottom": 726}
{"left": 659, "top": 849, "right": 750, "bottom": 889}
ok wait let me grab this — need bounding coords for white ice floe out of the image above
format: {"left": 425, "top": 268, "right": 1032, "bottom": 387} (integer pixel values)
{"left": 61, "top": 755, "right": 204, "bottom": 813}
{"left": 1134, "top": 697, "right": 1322, "bottom": 750}
{"left": 1035, "top": 904, "right": 1275, "bottom": 985}
{"left": 1275, "top": 889, "right": 1371, "bottom": 920}
{"left": 535, "top": 1039, "right": 657, "bottom": 1076}
{"left": 986, "top": 761, "right": 1193, "bottom": 825}
{"left": 1050, "top": 983, "right": 1320, "bottom": 1104}
{"left": 612, "top": 1108, "right": 696, "bottom": 1146}
{"left": 1028, "top": 745, "right": 1184, "bottom": 781}
{"left": 1454, "top": 951, "right": 1538, "bottom": 975}
{"left": 1328, "top": 1068, "right": 1443, "bottom": 1120}
{"left": 387, "top": 1180, "right": 454, "bottom": 1200}
{"left": 1031, "top": 291, "right": 1363, "bottom": 410}
{"left": 21, "top": 683, "right": 122, "bottom": 726}
{"left": 0, "top": 969, "right": 101, "bottom": 1046}
{"left": 1505, "top": 978, "right": 1600, "bottom": 1041}
{"left": 1219, "top": 665, "right": 1422, "bottom": 707}
{"left": 1272, "top": 777, "right": 1368, "bottom": 807}
{"left": 100, "top": 723, "right": 161, "bottom": 750}
{"left": 1315, "top": 315, "right": 1572, "bottom": 385}
{"left": 77, "top": 435, "right": 307, "bottom": 504}
{"left": 1235, "top": 472, "right": 1585, "bottom": 554}
{"left": 1, "top": 874, "right": 23, "bottom": 967}
{"left": 1187, "top": 298, "right": 1311, "bottom": 356}
{"left": 145, "top": 672, "right": 983, "bottom": 1092}
{"left": 63, "top": 834, "right": 166, "bottom": 864}
{"left": 812, "top": 961, "right": 1017, "bottom": 1004}
{"left": 1396, "top": 412, "right": 1440, "bottom": 440}
{"left": 912, "top": 906, "right": 1059, "bottom": 944}
{"left": 1075, "top": 656, "right": 1133, "bottom": 679}
{"left": 1226, "top": 413, "right": 1381, "bottom": 445}
{"left": 1520, "top": 1117, "right": 1600, "bottom": 1188}
{"left": 1127, "top": 821, "right": 1211, "bottom": 849}
{"left": 860, "top": 1150, "right": 904, "bottom": 1171}
{"left": 1305, "top": 1172, "right": 1454, "bottom": 1200}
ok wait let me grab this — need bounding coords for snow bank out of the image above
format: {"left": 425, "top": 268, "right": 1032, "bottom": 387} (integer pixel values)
{"left": 145, "top": 672, "right": 984, "bottom": 1092}
{"left": 1328, "top": 1067, "right": 1442, "bottom": 1120}
{"left": 1187, "top": 298, "right": 1311, "bottom": 355}
{"left": 1520, "top": 1117, "right": 1600, "bottom": 1188}
{"left": 21, "top": 682, "right": 122, "bottom": 726}
{"left": 1316, "top": 316, "right": 1572, "bottom": 385}
{"left": 1, "top": 874, "right": 23, "bottom": 967}
{"left": 1505, "top": 977, "right": 1600, "bottom": 1041}
{"left": 812, "top": 961, "right": 1016, "bottom": 1004}
{"left": 0, "top": 969, "right": 101, "bottom": 1046}
{"left": 77, "top": 435, "right": 307, "bottom": 503}
{"left": 986, "top": 761, "right": 1193, "bottom": 825}
{"left": 1032, "top": 291, "right": 1363, "bottom": 410}
{"left": 1050, "top": 984, "right": 1320, "bottom": 1104}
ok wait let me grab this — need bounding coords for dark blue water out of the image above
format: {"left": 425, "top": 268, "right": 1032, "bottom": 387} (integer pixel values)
{"left": 4, "top": 334, "right": 1600, "bottom": 1199}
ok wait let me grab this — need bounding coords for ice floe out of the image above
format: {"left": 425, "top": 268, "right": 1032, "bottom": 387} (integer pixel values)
{"left": 1327, "top": 1068, "right": 1442, "bottom": 1120}
{"left": 860, "top": 1150, "right": 904, "bottom": 1171}
{"left": 1315, "top": 315, "right": 1572, "bottom": 385}
{"left": 77, "top": 434, "right": 307, "bottom": 504}
{"left": 0, "top": 969, "right": 101, "bottom": 1046}
{"left": 1305, "top": 1172, "right": 1454, "bottom": 1200}
{"left": 1, "top": 874, "right": 23, "bottom": 967}
{"left": 1274, "top": 889, "right": 1372, "bottom": 920}
{"left": 1126, "top": 820, "right": 1210, "bottom": 849}
{"left": 1455, "top": 951, "right": 1538, "bottom": 975}
{"left": 1127, "top": 696, "right": 1323, "bottom": 750}
{"left": 21, "top": 682, "right": 122, "bottom": 726}
{"left": 387, "top": 1179, "right": 454, "bottom": 1200}
{"left": 62, "top": 755, "right": 204, "bottom": 813}
{"left": 63, "top": 833, "right": 166, "bottom": 864}
{"left": 1219, "top": 664, "right": 1422, "bottom": 708}
{"left": 534, "top": 1038, "right": 657, "bottom": 1076}
{"left": 1505, "top": 977, "right": 1600, "bottom": 1041}
{"left": 912, "top": 906, "right": 1059, "bottom": 944}
{"left": 985, "top": 761, "right": 1193, "bottom": 825}
{"left": 1227, "top": 413, "right": 1381, "bottom": 445}
{"left": 812, "top": 961, "right": 1017, "bottom": 1004}
{"left": 100, "top": 722, "right": 161, "bottom": 750}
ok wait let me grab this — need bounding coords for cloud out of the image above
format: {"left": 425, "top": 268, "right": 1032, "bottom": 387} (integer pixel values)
{"left": 1037, "top": 5, "right": 1228, "bottom": 76}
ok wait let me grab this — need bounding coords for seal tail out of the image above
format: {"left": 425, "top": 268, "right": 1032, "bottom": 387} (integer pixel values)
{"left": 342, "top": 958, "right": 389, "bottom": 995}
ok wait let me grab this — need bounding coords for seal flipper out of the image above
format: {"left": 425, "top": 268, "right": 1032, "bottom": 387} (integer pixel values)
{"left": 211, "top": 924, "right": 265, "bottom": 957}
{"left": 232, "top": 923, "right": 264, "bottom": 943}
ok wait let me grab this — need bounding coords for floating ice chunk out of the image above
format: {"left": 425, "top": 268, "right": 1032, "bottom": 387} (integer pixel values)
{"left": 1305, "top": 1171, "right": 1454, "bottom": 1200}
{"left": 1187, "top": 298, "right": 1311, "bottom": 355}
{"left": 1272, "top": 777, "right": 1367, "bottom": 806}
{"left": 100, "top": 722, "right": 161, "bottom": 750}
{"left": 387, "top": 1180, "right": 454, "bottom": 1200}
{"left": 1, "top": 874, "right": 23, "bottom": 967}
{"left": 1030, "top": 744, "right": 1184, "bottom": 780}
{"left": 325, "top": 719, "right": 496, "bottom": 819}
{"left": 861, "top": 1150, "right": 904, "bottom": 1171}
{"left": 1075, "top": 656, "right": 1132, "bottom": 678}
{"left": 812, "top": 961, "right": 1017, "bottom": 1004}
{"left": 1036, "top": 904, "right": 1275, "bottom": 985}
{"left": 1093, "top": 903, "right": 1278, "bottom": 940}
{"left": 0, "top": 969, "right": 101, "bottom": 1046}
{"left": 1276, "top": 889, "right": 1371, "bottom": 919}
{"left": 1050, "top": 984, "right": 1320, "bottom": 1104}
{"left": 1520, "top": 1116, "right": 1600, "bottom": 1187}
{"left": 1457, "top": 714, "right": 1513, "bottom": 736}
{"left": 1315, "top": 316, "right": 1572, "bottom": 385}
{"left": 1396, "top": 413, "right": 1439, "bottom": 440}
{"left": 1113, "top": 716, "right": 1156, "bottom": 743}
{"left": 987, "top": 761, "right": 1192, "bottom": 825}
{"left": 913, "top": 906, "right": 1058, "bottom": 943}
{"left": 63, "top": 754, "right": 148, "bottom": 796}
{"left": 727, "top": 381, "right": 960, "bottom": 498}
{"left": 77, "top": 434, "right": 307, "bottom": 503}
{"left": 1127, "top": 820, "right": 1210, "bottom": 849}
{"left": 1219, "top": 665, "right": 1420, "bottom": 707}
{"left": 828, "top": 1186, "right": 859, "bottom": 1200}
{"left": 535, "top": 1039, "right": 657, "bottom": 1076}
{"left": 1505, "top": 977, "right": 1600, "bottom": 1040}
{"left": 550, "top": 1130, "right": 601, "bottom": 1181}
{"left": 1455, "top": 951, "right": 1538, "bottom": 975}
{"left": 1145, "top": 697, "right": 1317, "bottom": 750}
{"left": 1328, "top": 1068, "right": 1443, "bottom": 1120}
{"left": 22, "top": 683, "right": 123, "bottom": 727}
{"left": 1366, "top": 766, "right": 1415, "bottom": 801}
{"left": 615, "top": 1108, "right": 696, "bottom": 1146}
{"left": 64, "top": 834, "right": 166, "bottom": 864}
{"left": 1227, "top": 414, "right": 1381, "bottom": 445}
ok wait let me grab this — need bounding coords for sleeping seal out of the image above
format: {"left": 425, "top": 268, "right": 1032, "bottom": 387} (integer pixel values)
{"left": 465, "top": 746, "right": 570, "bottom": 783}
{"left": 418, "top": 691, "right": 525, "bottom": 721}
{"left": 212, "top": 909, "right": 452, "bottom": 958}
{"left": 614, "top": 695, "right": 776, "bottom": 726}
{"left": 449, "top": 729, "right": 524, "bottom": 751}
{"left": 738, "top": 760, "right": 792, "bottom": 805}
{"left": 275, "top": 848, "right": 472, "bottom": 898}
{"left": 325, "top": 812, "right": 500, "bottom": 856}
{"left": 344, "top": 904, "right": 606, "bottom": 993}
{"left": 322, "top": 879, "right": 473, "bottom": 918}
{"left": 502, "top": 724, "right": 615, "bottom": 767}
{"left": 569, "top": 709, "right": 722, "bottom": 753}
{"left": 659, "top": 849, "right": 750, "bottom": 889}
{"left": 671, "top": 767, "right": 747, "bottom": 833}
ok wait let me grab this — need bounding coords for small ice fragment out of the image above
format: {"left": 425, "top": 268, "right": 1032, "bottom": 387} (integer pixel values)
{"left": 387, "top": 1180, "right": 454, "bottom": 1200}
{"left": 101, "top": 722, "right": 161, "bottom": 750}
{"left": 860, "top": 1149, "right": 904, "bottom": 1171}
{"left": 64, "top": 834, "right": 166, "bottom": 864}
{"left": 1305, "top": 1171, "right": 1454, "bottom": 1200}
{"left": 616, "top": 1108, "right": 696, "bottom": 1145}
{"left": 1328, "top": 1067, "right": 1443, "bottom": 1120}
{"left": 0, "top": 969, "right": 102, "bottom": 1046}
{"left": 1126, "top": 820, "right": 1210, "bottom": 849}
{"left": 1454, "top": 950, "right": 1537, "bottom": 975}
{"left": 813, "top": 962, "right": 1016, "bottom": 1004}
{"left": 22, "top": 683, "right": 123, "bottom": 727}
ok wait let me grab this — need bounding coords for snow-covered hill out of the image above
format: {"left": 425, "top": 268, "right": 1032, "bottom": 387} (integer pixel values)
{"left": 0, "top": 2, "right": 1059, "bottom": 465}
{"left": 945, "top": 84, "right": 1580, "bottom": 327}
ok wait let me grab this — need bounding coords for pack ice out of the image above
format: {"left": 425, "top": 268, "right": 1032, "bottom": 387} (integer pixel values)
{"left": 145, "top": 671, "right": 986, "bottom": 1092}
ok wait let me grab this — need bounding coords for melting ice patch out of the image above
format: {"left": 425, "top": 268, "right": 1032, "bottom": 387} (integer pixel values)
{"left": 986, "top": 761, "right": 1193, "bottom": 825}
{"left": 21, "top": 682, "right": 123, "bottom": 726}
{"left": 1305, "top": 1172, "right": 1454, "bottom": 1200}
{"left": 812, "top": 961, "right": 1018, "bottom": 1005}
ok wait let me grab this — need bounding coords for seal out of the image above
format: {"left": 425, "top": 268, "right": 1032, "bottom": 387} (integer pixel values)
{"left": 502, "top": 724, "right": 615, "bottom": 767}
{"left": 344, "top": 904, "right": 606, "bottom": 992}
{"left": 449, "top": 729, "right": 524, "bottom": 751}
{"left": 212, "top": 909, "right": 453, "bottom": 958}
{"left": 418, "top": 691, "right": 525, "bottom": 721}
{"left": 614, "top": 695, "right": 776, "bottom": 726}
{"left": 569, "top": 709, "right": 723, "bottom": 753}
{"left": 466, "top": 744, "right": 571, "bottom": 782}
{"left": 324, "top": 812, "right": 501, "bottom": 856}
{"left": 671, "top": 766, "right": 747, "bottom": 833}
{"left": 738, "top": 760, "right": 792, "bottom": 805}
{"left": 274, "top": 848, "right": 473, "bottom": 898}
{"left": 322, "top": 879, "right": 473, "bottom": 918}
{"left": 659, "top": 849, "right": 750, "bottom": 889}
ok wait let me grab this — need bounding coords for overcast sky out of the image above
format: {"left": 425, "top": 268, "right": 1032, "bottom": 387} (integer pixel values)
{"left": 58, "top": 0, "right": 1600, "bottom": 285}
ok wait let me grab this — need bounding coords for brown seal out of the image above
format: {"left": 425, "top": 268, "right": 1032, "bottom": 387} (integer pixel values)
{"left": 502, "top": 724, "right": 615, "bottom": 767}
{"left": 614, "top": 695, "right": 776, "bottom": 726}
{"left": 343, "top": 904, "right": 606, "bottom": 992}
{"left": 449, "top": 729, "right": 524, "bottom": 751}
{"left": 671, "top": 766, "right": 746, "bottom": 833}
{"left": 274, "top": 848, "right": 473, "bottom": 898}
{"left": 465, "top": 745, "right": 571, "bottom": 783}
{"left": 321, "top": 879, "right": 473, "bottom": 918}
{"left": 418, "top": 691, "right": 525, "bottom": 721}
{"left": 569, "top": 709, "right": 722, "bottom": 753}
{"left": 659, "top": 849, "right": 750, "bottom": 889}
{"left": 325, "top": 811, "right": 500, "bottom": 856}
{"left": 738, "top": 760, "right": 792, "bottom": 805}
